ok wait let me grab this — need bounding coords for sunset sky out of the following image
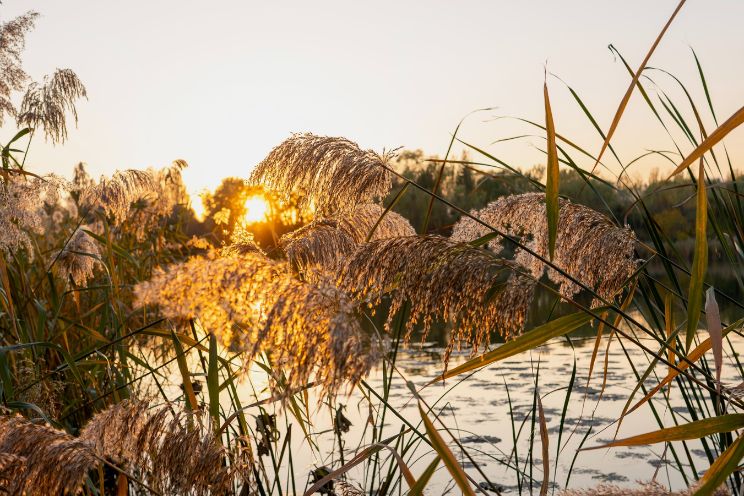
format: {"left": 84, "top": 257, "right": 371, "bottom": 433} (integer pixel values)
{"left": 2, "top": 0, "right": 743, "bottom": 199}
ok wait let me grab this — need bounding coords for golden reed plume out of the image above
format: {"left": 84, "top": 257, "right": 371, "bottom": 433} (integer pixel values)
{"left": 78, "top": 169, "right": 157, "bottom": 223}
{"left": 248, "top": 133, "right": 393, "bottom": 215}
{"left": 0, "top": 11, "right": 39, "bottom": 125}
{"left": 451, "top": 193, "right": 638, "bottom": 303}
{"left": 558, "top": 481, "right": 728, "bottom": 496}
{"left": 52, "top": 226, "right": 101, "bottom": 286}
{"left": 0, "top": 174, "right": 64, "bottom": 260}
{"left": 338, "top": 235, "right": 535, "bottom": 364}
{"left": 17, "top": 68, "right": 87, "bottom": 144}
{"left": 281, "top": 203, "right": 415, "bottom": 273}
{"left": 0, "top": 400, "right": 247, "bottom": 495}
{"left": 134, "top": 250, "right": 382, "bottom": 397}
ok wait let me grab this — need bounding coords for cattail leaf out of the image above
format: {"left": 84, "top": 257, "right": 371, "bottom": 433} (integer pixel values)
{"left": 686, "top": 159, "right": 708, "bottom": 350}
{"left": 584, "top": 414, "right": 744, "bottom": 450}
{"left": 431, "top": 311, "right": 595, "bottom": 383}
{"left": 544, "top": 79, "right": 559, "bottom": 260}
{"left": 669, "top": 105, "right": 744, "bottom": 178}
{"left": 408, "top": 455, "right": 440, "bottom": 496}
{"left": 537, "top": 394, "right": 549, "bottom": 496}
{"left": 694, "top": 434, "right": 744, "bottom": 495}
{"left": 589, "top": 0, "right": 686, "bottom": 175}
{"left": 705, "top": 287, "right": 723, "bottom": 386}
{"left": 418, "top": 402, "right": 475, "bottom": 495}
{"left": 207, "top": 333, "right": 221, "bottom": 432}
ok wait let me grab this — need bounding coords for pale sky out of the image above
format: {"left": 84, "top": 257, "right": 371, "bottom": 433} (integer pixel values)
{"left": 2, "top": 1, "right": 744, "bottom": 197}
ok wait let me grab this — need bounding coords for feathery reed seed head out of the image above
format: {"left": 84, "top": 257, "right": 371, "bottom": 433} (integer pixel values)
{"left": 0, "top": 414, "right": 97, "bottom": 495}
{"left": 134, "top": 251, "right": 381, "bottom": 397}
{"left": 451, "top": 192, "right": 638, "bottom": 303}
{"left": 17, "top": 68, "right": 87, "bottom": 143}
{"left": 249, "top": 133, "right": 393, "bottom": 215}
{"left": 280, "top": 203, "right": 415, "bottom": 273}
{"left": 0, "top": 174, "right": 64, "bottom": 260}
{"left": 0, "top": 11, "right": 39, "bottom": 125}
{"left": 558, "top": 481, "right": 728, "bottom": 495}
{"left": 338, "top": 235, "right": 535, "bottom": 364}
{"left": 79, "top": 169, "right": 157, "bottom": 223}
{"left": 53, "top": 226, "right": 101, "bottom": 286}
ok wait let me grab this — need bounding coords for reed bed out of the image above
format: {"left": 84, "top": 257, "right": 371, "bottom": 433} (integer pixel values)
{"left": 0, "top": 4, "right": 743, "bottom": 495}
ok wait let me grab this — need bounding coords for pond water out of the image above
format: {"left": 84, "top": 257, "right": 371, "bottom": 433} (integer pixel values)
{"left": 215, "top": 312, "right": 744, "bottom": 495}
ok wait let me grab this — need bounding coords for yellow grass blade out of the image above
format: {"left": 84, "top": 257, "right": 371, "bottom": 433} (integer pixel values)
{"left": 694, "top": 434, "right": 744, "bottom": 495}
{"left": 544, "top": 77, "right": 559, "bottom": 260}
{"left": 431, "top": 311, "right": 595, "bottom": 383}
{"left": 408, "top": 455, "right": 441, "bottom": 496}
{"left": 418, "top": 402, "right": 475, "bottom": 496}
{"left": 669, "top": 105, "right": 744, "bottom": 178}
{"left": 686, "top": 159, "right": 708, "bottom": 350}
{"left": 590, "top": 0, "right": 687, "bottom": 175}
{"left": 584, "top": 414, "right": 744, "bottom": 450}
{"left": 624, "top": 318, "right": 744, "bottom": 417}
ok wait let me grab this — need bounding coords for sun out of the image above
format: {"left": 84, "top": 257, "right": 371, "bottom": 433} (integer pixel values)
{"left": 243, "top": 195, "right": 269, "bottom": 224}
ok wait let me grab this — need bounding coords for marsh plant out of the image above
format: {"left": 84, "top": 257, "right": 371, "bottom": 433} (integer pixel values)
{"left": 1, "top": 4, "right": 744, "bottom": 496}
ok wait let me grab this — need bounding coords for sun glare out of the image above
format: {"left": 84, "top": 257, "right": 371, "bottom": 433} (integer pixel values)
{"left": 244, "top": 195, "right": 269, "bottom": 223}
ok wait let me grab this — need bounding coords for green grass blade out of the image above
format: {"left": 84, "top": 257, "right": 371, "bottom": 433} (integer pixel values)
{"left": 686, "top": 160, "right": 708, "bottom": 350}
{"left": 544, "top": 78, "right": 559, "bottom": 260}
{"left": 207, "top": 333, "right": 221, "bottom": 432}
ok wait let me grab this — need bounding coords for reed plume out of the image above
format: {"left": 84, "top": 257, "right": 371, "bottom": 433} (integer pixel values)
{"left": 338, "top": 235, "right": 535, "bottom": 363}
{"left": 134, "top": 250, "right": 287, "bottom": 345}
{"left": 52, "top": 226, "right": 101, "bottom": 286}
{"left": 0, "top": 452, "right": 26, "bottom": 489}
{"left": 281, "top": 219, "right": 357, "bottom": 273}
{"left": 0, "top": 174, "right": 63, "bottom": 260}
{"left": 221, "top": 224, "right": 265, "bottom": 257}
{"left": 263, "top": 273, "right": 383, "bottom": 396}
{"left": 134, "top": 251, "right": 381, "bottom": 396}
{"left": 78, "top": 169, "right": 157, "bottom": 223}
{"left": 124, "top": 160, "right": 191, "bottom": 241}
{"left": 0, "top": 400, "right": 246, "bottom": 495}
{"left": 17, "top": 68, "right": 87, "bottom": 144}
{"left": 281, "top": 203, "right": 415, "bottom": 272}
{"left": 249, "top": 133, "right": 393, "bottom": 215}
{"left": 451, "top": 193, "right": 638, "bottom": 303}
{"left": 0, "top": 413, "right": 97, "bottom": 495}
{"left": 80, "top": 400, "right": 243, "bottom": 495}
{"left": 558, "top": 481, "right": 728, "bottom": 495}
{"left": 0, "top": 11, "right": 38, "bottom": 125}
